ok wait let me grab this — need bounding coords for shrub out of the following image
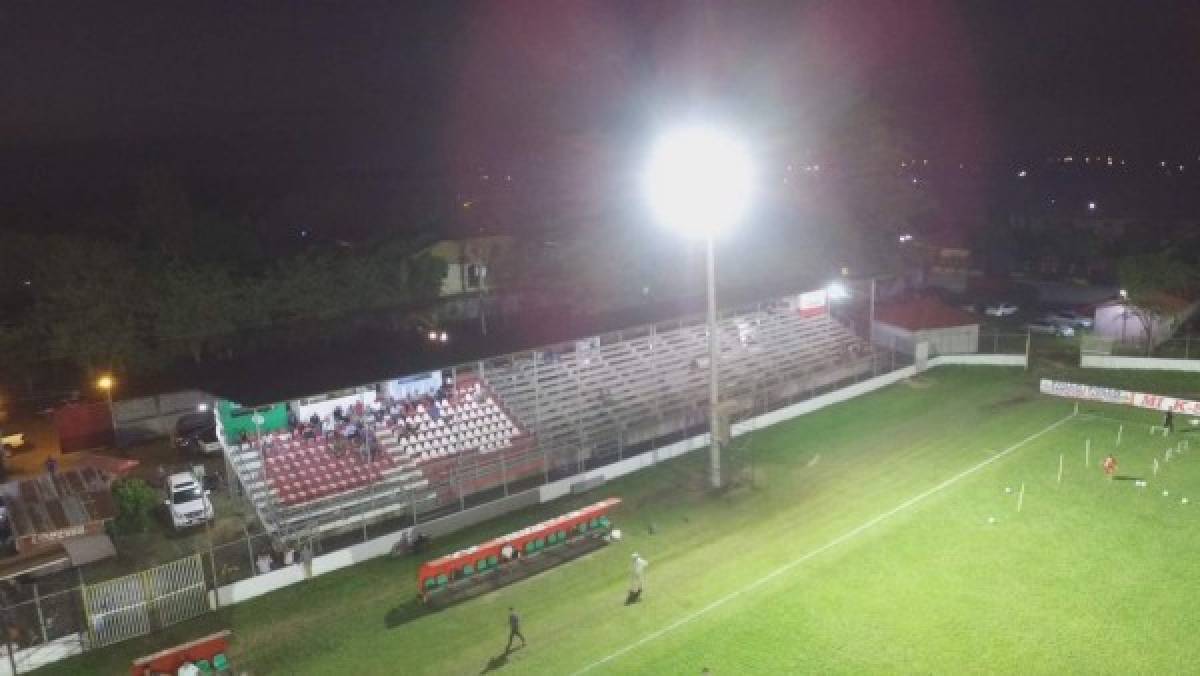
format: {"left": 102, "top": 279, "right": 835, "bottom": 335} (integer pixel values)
{"left": 112, "top": 478, "right": 160, "bottom": 534}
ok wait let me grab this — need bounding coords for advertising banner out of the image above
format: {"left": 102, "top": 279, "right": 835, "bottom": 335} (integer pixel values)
{"left": 1040, "top": 379, "right": 1200, "bottom": 414}
{"left": 796, "top": 289, "right": 828, "bottom": 318}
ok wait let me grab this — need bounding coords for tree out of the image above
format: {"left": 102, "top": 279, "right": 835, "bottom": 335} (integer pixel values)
{"left": 151, "top": 262, "right": 240, "bottom": 363}
{"left": 111, "top": 478, "right": 160, "bottom": 534}
{"left": 28, "top": 236, "right": 143, "bottom": 374}
{"left": 1117, "top": 253, "right": 1198, "bottom": 354}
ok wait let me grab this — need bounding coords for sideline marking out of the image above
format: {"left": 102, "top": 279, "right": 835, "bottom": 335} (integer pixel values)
{"left": 571, "top": 413, "right": 1075, "bottom": 675}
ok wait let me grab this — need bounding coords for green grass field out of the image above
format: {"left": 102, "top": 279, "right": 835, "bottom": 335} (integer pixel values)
{"left": 40, "top": 367, "right": 1200, "bottom": 675}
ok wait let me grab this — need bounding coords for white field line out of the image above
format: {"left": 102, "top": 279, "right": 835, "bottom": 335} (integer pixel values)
{"left": 571, "top": 412, "right": 1076, "bottom": 675}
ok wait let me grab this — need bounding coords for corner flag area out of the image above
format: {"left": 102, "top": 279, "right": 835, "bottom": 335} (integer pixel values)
{"left": 42, "top": 368, "right": 1200, "bottom": 674}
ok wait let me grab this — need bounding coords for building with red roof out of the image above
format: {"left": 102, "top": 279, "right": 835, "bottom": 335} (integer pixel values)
{"left": 871, "top": 296, "right": 979, "bottom": 356}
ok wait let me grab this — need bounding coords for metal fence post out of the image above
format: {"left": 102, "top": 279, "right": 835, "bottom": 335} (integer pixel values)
{"left": 32, "top": 582, "right": 47, "bottom": 645}
{"left": 500, "top": 453, "right": 508, "bottom": 497}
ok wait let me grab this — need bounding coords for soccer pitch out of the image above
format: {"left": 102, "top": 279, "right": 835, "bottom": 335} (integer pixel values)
{"left": 45, "top": 367, "right": 1200, "bottom": 675}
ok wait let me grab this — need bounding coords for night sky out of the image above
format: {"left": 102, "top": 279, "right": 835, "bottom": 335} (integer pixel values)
{"left": 2, "top": 1, "right": 1198, "bottom": 217}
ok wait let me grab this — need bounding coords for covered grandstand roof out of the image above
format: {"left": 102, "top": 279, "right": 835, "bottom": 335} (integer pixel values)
{"left": 874, "top": 296, "right": 978, "bottom": 331}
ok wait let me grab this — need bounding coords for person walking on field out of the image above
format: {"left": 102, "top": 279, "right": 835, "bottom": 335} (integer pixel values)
{"left": 505, "top": 607, "right": 525, "bottom": 653}
{"left": 1103, "top": 454, "right": 1117, "bottom": 479}
{"left": 630, "top": 552, "right": 649, "bottom": 595}
{"left": 1163, "top": 410, "right": 1174, "bottom": 435}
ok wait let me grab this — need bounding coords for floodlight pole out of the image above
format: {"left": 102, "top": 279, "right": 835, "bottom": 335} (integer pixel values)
{"left": 706, "top": 236, "right": 722, "bottom": 489}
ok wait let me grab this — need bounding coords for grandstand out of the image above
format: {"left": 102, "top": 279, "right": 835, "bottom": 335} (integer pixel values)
{"left": 218, "top": 287, "right": 883, "bottom": 542}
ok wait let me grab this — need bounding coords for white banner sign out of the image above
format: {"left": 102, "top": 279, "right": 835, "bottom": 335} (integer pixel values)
{"left": 796, "top": 289, "right": 828, "bottom": 318}
{"left": 1040, "top": 379, "right": 1200, "bottom": 414}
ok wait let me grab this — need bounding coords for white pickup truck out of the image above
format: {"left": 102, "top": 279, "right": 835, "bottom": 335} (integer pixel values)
{"left": 164, "top": 472, "right": 215, "bottom": 530}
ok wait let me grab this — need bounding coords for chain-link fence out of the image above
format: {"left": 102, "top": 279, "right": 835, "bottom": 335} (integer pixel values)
{"left": 1082, "top": 334, "right": 1198, "bottom": 359}
{"left": 976, "top": 332, "right": 1030, "bottom": 355}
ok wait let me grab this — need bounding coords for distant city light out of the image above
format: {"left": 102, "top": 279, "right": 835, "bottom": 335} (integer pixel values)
{"left": 1017, "top": 169, "right": 1027, "bottom": 178}
{"left": 439, "top": 331, "right": 449, "bottom": 343}
{"left": 1088, "top": 201, "right": 1097, "bottom": 211}
{"left": 197, "top": 403, "right": 209, "bottom": 413}
{"left": 898, "top": 234, "right": 914, "bottom": 243}
{"left": 428, "top": 331, "right": 438, "bottom": 342}
{"left": 911, "top": 177, "right": 919, "bottom": 184}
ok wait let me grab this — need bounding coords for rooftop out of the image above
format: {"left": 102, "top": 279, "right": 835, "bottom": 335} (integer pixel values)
{"left": 874, "top": 296, "right": 979, "bottom": 331}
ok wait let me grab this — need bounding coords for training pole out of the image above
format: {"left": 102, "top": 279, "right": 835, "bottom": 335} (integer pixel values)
{"left": 1117, "top": 425, "right": 1123, "bottom": 446}
{"left": 1057, "top": 454, "right": 1064, "bottom": 484}
{"left": 1085, "top": 439, "right": 1091, "bottom": 467}
{"left": 1017, "top": 482, "right": 1025, "bottom": 512}
{"left": 1153, "top": 458, "right": 1159, "bottom": 476}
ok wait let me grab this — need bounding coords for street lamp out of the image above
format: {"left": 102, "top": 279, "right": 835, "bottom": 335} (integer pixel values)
{"left": 645, "top": 125, "right": 754, "bottom": 489}
{"left": 96, "top": 374, "right": 116, "bottom": 446}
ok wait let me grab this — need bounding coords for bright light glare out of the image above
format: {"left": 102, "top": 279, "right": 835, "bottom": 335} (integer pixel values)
{"left": 1088, "top": 201, "right": 1097, "bottom": 210}
{"left": 427, "top": 331, "right": 438, "bottom": 342}
{"left": 96, "top": 375, "right": 115, "bottom": 391}
{"left": 196, "top": 403, "right": 209, "bottom": 413}
{"left": 827, "top": 281, "right": 849, "bottom": 301}
{"left": 439, "top": 331, "right": 449, "bottom": 343}
{"left": 645, "top": 126, "right": 754, "bottom": 237}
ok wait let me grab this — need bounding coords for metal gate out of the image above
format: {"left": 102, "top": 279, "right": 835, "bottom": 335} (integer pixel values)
{"left": 83, "top": 554, "right": 209, "bottom": 648}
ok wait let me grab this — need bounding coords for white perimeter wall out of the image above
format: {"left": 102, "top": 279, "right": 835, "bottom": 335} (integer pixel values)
{"left": 0, "top": 634, "right": 84, "bottom": 676}
{"left": 1081, "top": 355, "right": 1200, "bottom": 372}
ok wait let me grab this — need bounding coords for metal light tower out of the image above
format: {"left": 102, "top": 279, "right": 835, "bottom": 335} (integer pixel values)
{"left": 645, "top": 125, "right": 754, "bottom": 489}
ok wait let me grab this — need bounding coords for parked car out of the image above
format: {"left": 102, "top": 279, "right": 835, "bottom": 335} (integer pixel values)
{"left": 1027, "top": 320, "right": 1075, "bottom": 337}
{"left": 164, "top": 472, "right": 215, "bottom": 530}
{"left": 1044, "top": 310, "right": 1094, "bottom": 329}
{"left": 174, "top": 413, "right": 221, "bottom": 455}
{"left": 984, "top": 302, "right": 1020, "bottom": 317}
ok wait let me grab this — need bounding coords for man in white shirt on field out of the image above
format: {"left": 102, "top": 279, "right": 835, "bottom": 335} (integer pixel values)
{"left": 630, "top": 552, "right": 648, "bottom": 595}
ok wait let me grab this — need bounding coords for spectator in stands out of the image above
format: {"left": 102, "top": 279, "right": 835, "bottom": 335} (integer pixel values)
{"left": 333, "top": 405, "right": 346, "bottom": 423}
{"left": 286, "top": 407, "right": 299, "bottom": 431}
{"left": 44, "top": 455, "right": 58, "bottom": 475}
{"left": 309, "top": 412, "right": 321, "bottom": 430}
{"left": 256, "top": 553, "right": 272, "bottom": 575}
{"left": 239, "top": 431, "right": 250, "bottom": 446}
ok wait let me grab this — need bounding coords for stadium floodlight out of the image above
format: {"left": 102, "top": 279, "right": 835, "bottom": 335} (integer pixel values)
{"left": 645, "top": 126, "right": 754, "bottom": 238}
{"left": 645, "top": 125, "right": 755, "bottom": 490}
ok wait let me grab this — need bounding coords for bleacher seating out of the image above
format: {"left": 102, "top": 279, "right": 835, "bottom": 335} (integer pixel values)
{"left": 223, "top": 381, "right": 527, "bottom": 539}
{"left": 481, "top": 308, "right": 873, "bottom": 462}
{"left": 224, "top": 295, "right": 876, "bottom": 542}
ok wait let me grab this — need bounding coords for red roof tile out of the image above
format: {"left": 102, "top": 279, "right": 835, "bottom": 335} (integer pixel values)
{"left": 874, "top": 297, "right": 979, "bottom": 331}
